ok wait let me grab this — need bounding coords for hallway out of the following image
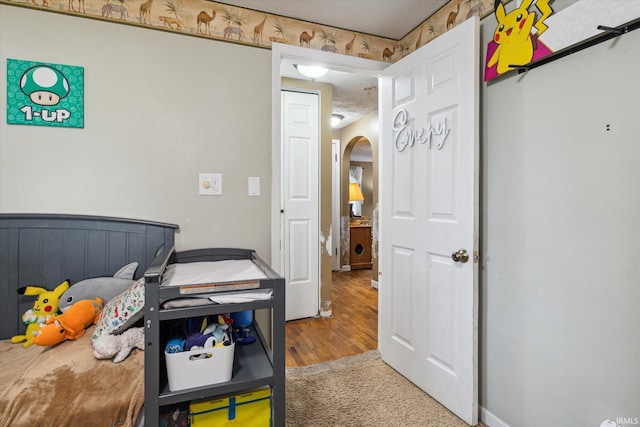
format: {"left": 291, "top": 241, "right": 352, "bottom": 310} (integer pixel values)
{"left": 285, "top": 269, "right": 378, "bottom": 368}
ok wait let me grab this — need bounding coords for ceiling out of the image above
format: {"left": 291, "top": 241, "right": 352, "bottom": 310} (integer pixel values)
{"left": 222, "top": 0, "right": 450, "bottom": 130}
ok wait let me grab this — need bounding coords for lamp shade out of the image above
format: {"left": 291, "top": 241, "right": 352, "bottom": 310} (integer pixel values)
{"left": 349, "top": 182, "right": 364, "bottom": 202}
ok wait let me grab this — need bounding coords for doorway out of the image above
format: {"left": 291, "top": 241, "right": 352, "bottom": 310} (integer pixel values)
{"left": 331, "top": 139, "right": 341, "bottom": 272}
{"left": 345, "top": 137, "right": 374, "bottom": 272}
{"left": 271, "top": 43, "right": 387, "bottom": 320}
{"left": 274, "top": 17, "right": 479, "bottom": 423}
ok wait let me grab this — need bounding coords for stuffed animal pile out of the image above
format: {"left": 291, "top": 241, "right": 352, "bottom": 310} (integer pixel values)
{"left": 165, "top": 315, "right": 233, "bottom": 354}
{"left": 11, "top": 263, "right": 146, "bottom": 363}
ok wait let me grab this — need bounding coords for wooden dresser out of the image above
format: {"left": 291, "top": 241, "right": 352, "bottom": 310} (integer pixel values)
{"left": 350, "top": 224, "right": 372, "bottom": 270}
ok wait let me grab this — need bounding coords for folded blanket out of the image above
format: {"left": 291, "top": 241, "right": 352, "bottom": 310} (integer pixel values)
{"left": 162, "top": 289, "right": 274, "bottom": 309}
{"left": 208, "top": 289, "right": 273, "bottom": 304}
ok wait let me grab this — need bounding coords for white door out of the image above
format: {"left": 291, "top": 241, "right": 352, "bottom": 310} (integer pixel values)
{"left": 282, "top": 90, "right": 320, "bottom": 321}
{"left": 379, "top": 16, "right": 479, "bottom": 425}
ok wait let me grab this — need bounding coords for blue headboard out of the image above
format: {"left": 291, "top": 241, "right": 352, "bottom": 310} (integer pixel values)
{"left": 0, "top": 214, "right": 179, "bottom": 339}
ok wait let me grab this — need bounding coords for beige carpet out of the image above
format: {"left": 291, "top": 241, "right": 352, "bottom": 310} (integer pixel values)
{"left": 286, "top": 350, "right": 487, "bottom": 427}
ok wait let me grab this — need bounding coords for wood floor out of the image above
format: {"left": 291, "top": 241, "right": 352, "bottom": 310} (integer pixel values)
{"left": 285, "top": 269, "right": 378, "bottom": 368}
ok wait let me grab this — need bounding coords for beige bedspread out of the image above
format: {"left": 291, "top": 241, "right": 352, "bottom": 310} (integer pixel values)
{"left": 0, "top": 326, "right": 144, "bottom": 427}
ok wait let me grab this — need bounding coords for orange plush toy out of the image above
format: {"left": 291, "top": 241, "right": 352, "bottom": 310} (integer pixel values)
{"left": 33, "top": 298, "right": 104, "bottom": 346}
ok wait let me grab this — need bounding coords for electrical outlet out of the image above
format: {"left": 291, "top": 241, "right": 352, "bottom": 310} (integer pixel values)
{"left": 199, "top": 173, "right": 222, "bottom": 196}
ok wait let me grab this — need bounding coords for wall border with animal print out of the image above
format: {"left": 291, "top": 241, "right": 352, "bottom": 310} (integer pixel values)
{"left": 0, "top": 0, "right": 495, "bottom": 63}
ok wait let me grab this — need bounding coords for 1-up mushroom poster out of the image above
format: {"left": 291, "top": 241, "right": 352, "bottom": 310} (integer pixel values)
{"left": 6, "top": 59, "right": 84, "bottom": 128}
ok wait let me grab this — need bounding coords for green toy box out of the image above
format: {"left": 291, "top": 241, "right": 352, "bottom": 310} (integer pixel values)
{"left": 189, "top": 386, "right": 272, "bottom": 426}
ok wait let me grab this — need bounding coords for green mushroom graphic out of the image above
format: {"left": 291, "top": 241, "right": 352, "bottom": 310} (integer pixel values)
{"left": 20, "top": 65, "right": 70, "bottom": 106}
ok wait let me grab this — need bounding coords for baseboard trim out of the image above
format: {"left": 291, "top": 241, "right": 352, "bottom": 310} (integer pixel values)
{"left": 341, "top": 265, "right": 352, "bottom": 272}
{"left": 319, "top": 309, "right": 332, "bottom": 318}
{"left": 480, "top": 406, "right": 511, "bottom": 427}
{"left": 371, "top": 279, "right": 379, "bottom": 289}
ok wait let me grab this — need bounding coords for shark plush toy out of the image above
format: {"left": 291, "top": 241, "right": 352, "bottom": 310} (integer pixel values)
{"left": 58, "top": 262, "right": 138, "bottom": 312}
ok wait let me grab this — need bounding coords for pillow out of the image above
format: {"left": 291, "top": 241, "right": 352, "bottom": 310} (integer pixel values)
{"left": 92, "top": 278, "right": 145, "bottom": 343}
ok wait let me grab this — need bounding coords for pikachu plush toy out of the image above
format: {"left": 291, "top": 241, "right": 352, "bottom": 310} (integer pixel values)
{"left": 10, "top": 281, "right": 70, "bottom": 348}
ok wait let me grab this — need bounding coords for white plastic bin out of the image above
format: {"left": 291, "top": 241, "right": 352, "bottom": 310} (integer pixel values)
{"left": 165, "top": 343, "right": 235, "bottom": 391}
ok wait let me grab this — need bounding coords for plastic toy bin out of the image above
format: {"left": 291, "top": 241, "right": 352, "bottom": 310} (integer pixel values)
{"left": 165, "top": 343, "right": 235, "bottom": 391}
{"left": 190, "top": 387, "right": 272, "bottom": 426}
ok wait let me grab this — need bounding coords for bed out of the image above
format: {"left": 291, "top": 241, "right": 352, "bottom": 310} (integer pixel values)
{"left": 0, "top": 214, "right": 178, "bottom": 427}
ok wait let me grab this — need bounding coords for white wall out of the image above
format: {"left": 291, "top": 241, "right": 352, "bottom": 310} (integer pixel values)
{"left": 0, "top": 5, "right": 272, "bottom": 258}
{"left": 481, "top": 12, "right": 640, "bottom": 427}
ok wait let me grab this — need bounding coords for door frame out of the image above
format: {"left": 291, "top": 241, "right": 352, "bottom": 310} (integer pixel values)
{"left": 270, "top": 43, "right": 387, "bottom": 292}
{"left": 331, "top": 139, "right": 341, "bottom": 271}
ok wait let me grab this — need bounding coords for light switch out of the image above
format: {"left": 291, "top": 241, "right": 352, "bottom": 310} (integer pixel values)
{"left": 199, "top": 173, "right": 222, "bottom": 196}
{"left": 248, "top": 177, "right": 260, "bottom": 196}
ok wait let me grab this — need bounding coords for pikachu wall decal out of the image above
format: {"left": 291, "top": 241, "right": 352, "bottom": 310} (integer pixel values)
{"left": 484, "top": 0, "right": 554, "bottom": 81}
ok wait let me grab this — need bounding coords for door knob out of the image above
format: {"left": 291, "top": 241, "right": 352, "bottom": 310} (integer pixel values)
{"left": 451, "top": 249, "right": 469, "bottom": 263}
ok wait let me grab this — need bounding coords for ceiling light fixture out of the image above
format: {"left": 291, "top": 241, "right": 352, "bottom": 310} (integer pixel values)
{"left": 294, "top": 64, "right": 328, "bottom": 80}
{"left": 331, "top": 114, "right": 344, "bottom": 128}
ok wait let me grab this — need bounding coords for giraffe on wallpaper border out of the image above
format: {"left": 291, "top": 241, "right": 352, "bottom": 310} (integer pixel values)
{"left": 345, "top": 33, "right": 356, "bottom": 55}
{"left": 69, "top": 0, "right": 84, "bottom": 13}
{"left": 253, "top": 15, "right": 267, "bottom": 45}
{"left": 139, "top": 0, "right": 153, "bottom": 24}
